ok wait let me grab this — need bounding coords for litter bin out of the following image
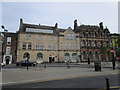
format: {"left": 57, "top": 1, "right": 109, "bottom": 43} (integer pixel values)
{"left": 94, "top": 61, "right": 101, "bottom": 71}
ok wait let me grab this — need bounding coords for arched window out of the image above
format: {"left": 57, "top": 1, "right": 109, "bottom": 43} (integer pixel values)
{"left": 23, "top": 52, "right": 30, "bottom": 59}
{"left": 37, "top": 53, "right": 43, "bottom": 61}
{"left": 95, "top": 41, "right": 97, "bottom": 47}
{"left": 65, "top": 53, "right": 70, "bottom": 62}
{"left": 101, "top": 41, "right": 103, "bottom": 47}
{"left": 81, "top": 40, "right": 85, "bottom": 47}
{"left": 72, "top": 53, "right": 77, "bottom": 62}
{"left": 88, "top": 40, "right": 91, "bottom": 47}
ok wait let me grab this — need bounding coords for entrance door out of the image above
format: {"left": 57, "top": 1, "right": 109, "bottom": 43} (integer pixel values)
{"left": 5, "top": 56, "right": 11, "bottom": 65}
{"left": 6, "top": 59, "right": 9, "bottom": 64}
{"left": 72, "top": 53, "right": 77, "bottom": 62}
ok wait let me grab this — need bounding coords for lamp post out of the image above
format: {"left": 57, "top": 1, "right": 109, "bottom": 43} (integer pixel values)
{"left": 86, "top": 31, "right": 90, "bottom": 64}
{"left": 1, "top": 25, "right": 8, "bottom": 44}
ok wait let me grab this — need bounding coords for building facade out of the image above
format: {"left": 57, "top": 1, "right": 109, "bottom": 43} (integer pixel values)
{"left": 110, "top": 33, "right": 120, "bottom": 59}
{"left": 75, "top": 21, "right": 110, "bottom": 62}
{"left": 2, "top": 32, "right": 17, "bottom": 65}
{"left": 17, "top": 19, "right": 110, "bottom": 63}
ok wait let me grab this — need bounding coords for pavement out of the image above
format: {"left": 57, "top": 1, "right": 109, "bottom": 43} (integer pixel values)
{"left": 2, "top": 62, "right": 119, "bottom": 86}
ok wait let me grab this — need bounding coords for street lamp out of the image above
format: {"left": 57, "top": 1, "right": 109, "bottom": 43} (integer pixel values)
{"left": 1, "top": 25, "right": 8, "bottom": 44}
{"left": 1, "top": 25, "right": 8, "bottom": 65}
{"left": 1, "top": 25, "right": 8, "bottom": 32}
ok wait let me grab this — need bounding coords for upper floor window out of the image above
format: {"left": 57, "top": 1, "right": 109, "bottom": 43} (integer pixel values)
{"left": 37, "top": 35, "right": 42, "bottom": 40}
{"left": 65, "top": 34, "right": 75, "bottom": 40}
{"left": 68, "top": 44, "right": 72, "bottom": 50}
{"left": 72, "top": 44, "right": 75, "bottom": 49}
{"left": 101, "top": 41, "right": 103, "bottom": 47}
{"left": 28, "top": 42, "right": 32, "bottom": 50}
{"left": 88, "top": 40, "right": 91, "bottom": 47}
{"left": 65, "top": 44, "right": 69, "bottom": 50}
{"left": 25, "top": 34, "right": 31, "bottom": 40}
{"left": 95, "top": 41, "right": 97, "bottom": 47}
{"left": 22, "top": 42, "right": 26, "bottom": 49}
{"left": 77, "top": 44, "right": 80, "bottom": 49}
{"left": 48, "top": 44, "right": 51, "bottom": 50}
{"left": 81, "top": 40, "right": 85, "bottom": 47}
{"left": 52, "top": 44, "right": 56, "bottom": 50}
{"left": 49, "top": 36, "right": 54, "bottom": 40}
{"left": 7, "top": 37, "right": 11, "bottom": 45}
{"left": 6, "top": 47, "right": 11, "bottom": 54}
{"left": 36, "top": 43, "right": 44, "bottom": 50}
{"left": 59, "top": 43, "right": 62, "bottom": 49}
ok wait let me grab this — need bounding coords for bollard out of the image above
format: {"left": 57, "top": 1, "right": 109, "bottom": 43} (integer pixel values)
{"left": 88, "top": 58, "right": 90, "bottom": 64}
{"left": 106, "top": 78, "right": 110, "bottom": 90}
{"left": 112, "top": 61, "right": 115, "bottom": 70}
{"left": 27, "top": 65, "right": 29, "bottom": 70}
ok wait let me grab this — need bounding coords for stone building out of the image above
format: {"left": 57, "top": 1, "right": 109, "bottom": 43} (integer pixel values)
{"left": 17, "top": 18, "right": 80, "bottom": 63}
{"left": 17, "top": 18, "right": 110, "bottom": 63}
{"left": 2, "top": 32, "right": 17, "bottom": 65}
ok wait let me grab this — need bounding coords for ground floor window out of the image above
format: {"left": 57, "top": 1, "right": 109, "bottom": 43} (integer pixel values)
{"left": 37, "top": 53, "right": 43, "bottom": 61}
{"left": 23, "top": 52, "right": 30, "bottom": 60}
{"left": 83, "top": 51, "right": 87, "bottom": 60}
{"left": 72, "top": 53, "right": 77, "bottom": 62}
{"left": 65, "top": 53, "right": 70, "bottom": 62}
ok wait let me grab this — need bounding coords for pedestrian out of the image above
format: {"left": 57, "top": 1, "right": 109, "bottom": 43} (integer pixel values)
{"left": 49, "top": 56, "right": 52, "bottom": 63}
{"left": 111, "top": 59, "right": 116, "bottom": 70}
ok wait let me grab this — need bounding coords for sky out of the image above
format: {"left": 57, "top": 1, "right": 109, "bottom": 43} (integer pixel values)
{"left": 0, "top": 1, "right": 118, "bottom": 33}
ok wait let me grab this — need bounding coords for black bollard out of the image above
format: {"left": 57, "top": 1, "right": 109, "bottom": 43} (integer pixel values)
{"left": 112, "top": 61, "right": 115, "bottom": 70}
{"left": 88, "top": 58, "right": 90, "bottom": 64}
{"left": 27, "top": 65, "right": 28, "bottom": 70}
{"left": 106, "top": 78, "right": 110, "bottom": 90}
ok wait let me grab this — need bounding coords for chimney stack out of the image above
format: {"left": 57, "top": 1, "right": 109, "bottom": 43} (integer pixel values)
{"left": 74, "top": 19, "right": 77, "bottom": 31}
{"left": 55, "top": 23, "right": 58, "bottom": 28}
{"left": 20, "top": 18, "right": 23, "bottom": 25}
{"left": 99, "top": 22, "right": 103, "bottom": 29}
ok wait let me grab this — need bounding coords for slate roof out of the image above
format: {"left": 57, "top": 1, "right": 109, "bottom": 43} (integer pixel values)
{"left": 18, "top": 23, "right": 66, "bottom": 33}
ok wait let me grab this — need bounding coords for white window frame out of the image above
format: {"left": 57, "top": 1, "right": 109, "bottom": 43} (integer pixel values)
{"left": 52, "top": 44, "right": 56, "bottom": 50}
{"left": 7, "top": 37, "right": 11, "bottom": 45}
{"left": 48, "top": 44, "right": 51, "bottom": 50}
{"left": 59, "top": 43, "right": 62, "bottom": 49}
{"left": 37, "top": 35, "right": 42, "bottom": 40}
{"left": 22, "top": 42, "right": 26, "bottom": 49}
{"left": 6, "top": 47, "right": 11, "bottom": 55}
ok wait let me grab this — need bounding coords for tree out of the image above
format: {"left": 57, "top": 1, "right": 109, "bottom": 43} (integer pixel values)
{"left": 100, "top": 46, "right": 111, "bottom": 62}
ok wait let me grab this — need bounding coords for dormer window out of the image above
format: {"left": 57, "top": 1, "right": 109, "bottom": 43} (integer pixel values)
{"left": 65, "top": 34, "right": 75, "bottom": 40}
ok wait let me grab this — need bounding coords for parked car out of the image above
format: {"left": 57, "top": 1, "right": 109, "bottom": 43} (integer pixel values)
{"left": 16, "top": 60, "right": 38, "bottom": 66}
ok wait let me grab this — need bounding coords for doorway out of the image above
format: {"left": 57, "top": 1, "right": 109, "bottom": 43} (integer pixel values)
{"left": 5, "top": 56, "right": 11, "bottom": 65}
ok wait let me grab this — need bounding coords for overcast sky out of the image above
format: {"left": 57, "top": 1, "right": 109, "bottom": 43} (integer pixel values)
{"left": 1, "top": 2, "right": 118, "bottom": 33}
